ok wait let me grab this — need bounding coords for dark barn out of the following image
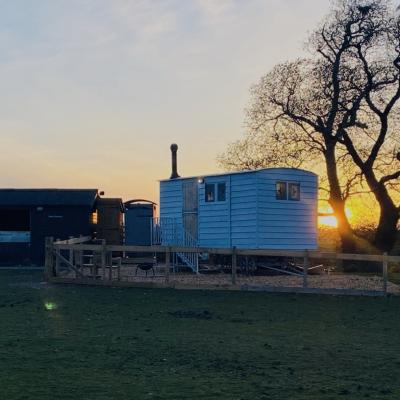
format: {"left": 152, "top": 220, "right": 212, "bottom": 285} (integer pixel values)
{"left": 0, "top": 189, "right": 98, "bottom": 265}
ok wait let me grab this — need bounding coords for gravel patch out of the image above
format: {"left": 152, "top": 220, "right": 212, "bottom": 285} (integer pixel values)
{"left": 121, "top": 273, "right": 398, "bottom": 293}
{"left": 64, "top": 266, "right": 400, "bottom": 295}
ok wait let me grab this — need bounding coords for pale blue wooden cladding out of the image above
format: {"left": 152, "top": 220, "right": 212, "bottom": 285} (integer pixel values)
{"left": 159, "top": 168, "right": 318, "bottom": 250}
{"left": 256, "top": 169, "right": 318, "bottom": 249}
{"left": 198, "top": 174, "right": 231, "bottom": 247}
{"left": 230, "top": 172, "right": 258, "bottom": 248}
{"left": 159, "top": 178, "right": 183, "bottom": 230}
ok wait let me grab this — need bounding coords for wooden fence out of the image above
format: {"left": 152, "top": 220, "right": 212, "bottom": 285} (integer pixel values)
{"left": 44, "top": 237, "right": 400, "bottom": 296}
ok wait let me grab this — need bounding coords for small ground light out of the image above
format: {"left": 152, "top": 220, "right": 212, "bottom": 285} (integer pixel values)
{"left": 44, "top": 302, "right": 57, "bottom": 311}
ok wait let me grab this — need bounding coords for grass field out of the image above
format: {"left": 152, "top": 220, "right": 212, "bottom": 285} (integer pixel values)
{"left": 1, "top": 269, "right": 400, "bottom": 400}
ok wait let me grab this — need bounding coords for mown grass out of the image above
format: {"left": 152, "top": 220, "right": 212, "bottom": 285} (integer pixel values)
{"left": 1, "top": 269, "right": 400, "bottom": 400}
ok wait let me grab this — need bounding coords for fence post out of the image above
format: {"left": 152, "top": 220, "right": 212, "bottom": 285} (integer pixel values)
{"left": 78, "top": 248, "right": 83, "bottom": 270}
{"left": 232, "top": 246, "right": 237, "bottom": 285}
{"left": 44, "top": 237, "right": 54, "bottom": 280}
{"left": 382, "top": 252, "right": 388, "bottom": 295}
{"left": 117, "top": 257, "right": 121, "bottom": 281}
{"left": 101, "top": 239, "right": 107, "bottom": 281}
{"left": 165, "top": 247, "right": 171, "bottom": 284}
{"left": 303, "top": 250, "right": 309, "bottom": 288}
{"left": 68, "top": 236, "right": 75, "bottom": 278}
{"left": 55, "top": 238, "right": 60, "bottom": 276}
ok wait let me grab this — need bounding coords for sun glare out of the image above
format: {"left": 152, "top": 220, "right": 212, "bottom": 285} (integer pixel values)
{"left": 44, "top": 302, "right": 57, "bottom": 311}
{"left": 319, "top": 215, "right": 338, "bottom": 227}
{"left": 318, "top": 207, "right": 352, "bottom": 228}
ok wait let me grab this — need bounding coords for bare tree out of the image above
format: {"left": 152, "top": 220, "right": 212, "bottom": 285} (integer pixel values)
{"left": 314, "top": 0, "right": 400, "bottom": 251}
{"left": 217, "top": 127, "right": 308, "bottom": 171}
{"left": 219, "top": 0, "right": 400, "bottom": 252}
{"left": 218, "top": 130, "right": 367, "bottom": 224}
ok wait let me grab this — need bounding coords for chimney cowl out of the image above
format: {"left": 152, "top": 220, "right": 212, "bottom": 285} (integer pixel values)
{"left": 170, "top": 143, "right": 180, "bottom": 179}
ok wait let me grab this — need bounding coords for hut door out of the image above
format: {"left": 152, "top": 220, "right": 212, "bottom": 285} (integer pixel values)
{"left": 182, "top": 180, "right": 198, "bottom": 240}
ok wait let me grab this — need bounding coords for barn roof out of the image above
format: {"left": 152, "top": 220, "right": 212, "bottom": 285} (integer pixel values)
{"left": 0, "top": 189, "right": 99, "bottom": 207}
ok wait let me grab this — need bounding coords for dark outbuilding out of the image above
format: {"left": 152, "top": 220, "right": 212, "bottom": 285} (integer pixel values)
{"left": 0, "top": 189, "right": 98, "bottom": 265}
{"left": 124, "top": 199, "right": 156, "bottom": 246}
{"left": 96, "top": 197, "right": 124, "bottom": 245}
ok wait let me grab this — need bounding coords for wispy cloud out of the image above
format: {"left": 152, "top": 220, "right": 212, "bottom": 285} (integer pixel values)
{"left": 194, "top": 0, "right": 235, "bottom": 23}
{"left": 104, "top": 1, "right": 178, "bottom": 38}
{"left": 0, "top": 0, "right": 332, "bottom": 199}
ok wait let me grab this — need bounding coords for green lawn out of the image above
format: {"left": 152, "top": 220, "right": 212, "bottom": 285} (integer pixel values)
{"left": 1, "top": 269, "right": 400, "bottom": 400}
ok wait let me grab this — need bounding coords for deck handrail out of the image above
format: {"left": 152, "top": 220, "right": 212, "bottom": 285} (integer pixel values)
{"left": 53, "top": 236, "right": 92, "bottom": 245}
{"left": 150, "top": 217, "right": 199, "bottom": 272}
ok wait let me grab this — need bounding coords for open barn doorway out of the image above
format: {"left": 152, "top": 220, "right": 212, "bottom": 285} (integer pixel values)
{"left": 0, "top": 208, "right": 31, "bottom": 264}
{"left": 0, "top": 208, "right": 30, "bottom": 231}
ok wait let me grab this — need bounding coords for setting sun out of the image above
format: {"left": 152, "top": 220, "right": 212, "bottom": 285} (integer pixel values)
{"left": 319, "top": 206, "right": 353, "bottom": 228}
{"left": 319, "top": 215, "right": 338, "bottom": 227}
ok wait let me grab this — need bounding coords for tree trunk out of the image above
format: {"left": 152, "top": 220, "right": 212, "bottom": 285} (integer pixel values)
{"left": 375, "top": 203, "right": 398, "bottom": 252}
{"left": 364, "top": 171, "right": 399, "bottom": 252}
{"left": 324, "top": 143, "right": 356, "bottom": 253}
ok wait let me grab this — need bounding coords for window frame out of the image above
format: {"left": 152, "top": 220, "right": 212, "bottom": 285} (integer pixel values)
{"left": 205, "top": 183, "right": 215, "bottom": 202}
{"left": 217, "top": 182, "right": 226, "bottom": 202}
{"left": 204, "top": 181, "right": 227, "bottom": 203}
{"left": 288, "top": 182, "right": 301, "bottom": 201}
{"left": 275, "top": 181, "right": 288, "bottom": 200}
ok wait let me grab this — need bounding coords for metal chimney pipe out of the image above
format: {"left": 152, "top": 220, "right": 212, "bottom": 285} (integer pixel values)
{"left": 170, "top": 143, "right": 180, "bottom": 179}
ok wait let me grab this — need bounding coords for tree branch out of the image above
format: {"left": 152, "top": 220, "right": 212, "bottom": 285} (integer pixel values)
{"left": 380, "top": 170, "right": 400, "bottom": 184}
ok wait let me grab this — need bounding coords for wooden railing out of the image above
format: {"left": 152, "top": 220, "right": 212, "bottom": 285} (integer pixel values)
{"left": 44, "top": 237, "right": 400, "bottom": 295}
{"left": 151, "top": 217, "right": 199, "bottom": 272}
{"left": 51, "top": 236, "right": 92, "bottom": 245}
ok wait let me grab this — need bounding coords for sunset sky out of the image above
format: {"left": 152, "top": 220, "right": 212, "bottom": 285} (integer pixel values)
{"left": 0, "top": 0, "right": 331, "bottom": 203}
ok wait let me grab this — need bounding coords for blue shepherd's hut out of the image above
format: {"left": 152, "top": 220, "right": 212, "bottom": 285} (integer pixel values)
{"left": 153, "top": 145, "right": 318, "bottom": 272}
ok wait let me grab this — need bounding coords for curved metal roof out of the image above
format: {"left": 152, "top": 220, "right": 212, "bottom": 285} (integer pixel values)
{"left": 159, "top": 167, "right": 318, "bottom": 182}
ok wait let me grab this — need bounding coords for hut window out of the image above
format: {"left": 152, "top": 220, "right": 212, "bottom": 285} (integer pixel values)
{"left": 276, "top": 182, "right": 287, "bottom": 200}
{"left": 289, "top": 183, "right": 300, "bottom": 201}
{"left": 217, "top": 183, "right": 226, "bottom": 202}
{"left": 205, "top": 184, "right": 215, "bottom": 202}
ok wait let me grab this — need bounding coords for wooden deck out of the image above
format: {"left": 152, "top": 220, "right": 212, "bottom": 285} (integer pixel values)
{"left": 44, "top": 237, "right": 400, "bottom": 296}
